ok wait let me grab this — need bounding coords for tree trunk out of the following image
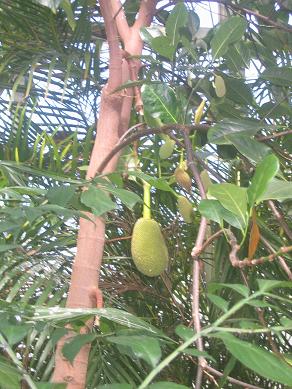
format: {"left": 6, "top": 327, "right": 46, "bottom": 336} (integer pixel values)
{"left": 52, "top": 1, "right": 157, "bottom": 387}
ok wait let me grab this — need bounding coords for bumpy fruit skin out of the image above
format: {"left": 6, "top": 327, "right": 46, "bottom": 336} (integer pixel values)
{"left": 177, "top": 195, "right": 193, "bottom": 223}
{"left": 174, "top": 167, "right": 192, "bottom": 192}
{"left": 131, "top": 218, "right": 169, "bottom": 277}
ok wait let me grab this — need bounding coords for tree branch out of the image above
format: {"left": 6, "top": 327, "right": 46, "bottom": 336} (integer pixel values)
{"left": 111, "top": 0, "right": 130, "bottom": 43}
{"left": 134, "top": 0, "right": 158, "bottom": 30}
{"left": 267, "top": 200, "right": 292, "bottom": 241}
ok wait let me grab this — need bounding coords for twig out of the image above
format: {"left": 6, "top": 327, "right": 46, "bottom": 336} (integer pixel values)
{"left": 256, "top": 129, "right": 292, "bottom": 141}
{"left": 260, "top": 236, "right": 292, "bottom": 280}
{"left": 182, "top": 129, "right": 209, "bottom": 388}
{"left": 204, "top": 365, "right": 263, "bottom": 389}
{"left": 226, "top": 230, "right": 292, "bottom": 271}
{"left": 267, "top": 200, "right": 292, "bottom": 241}
{"left": 193, "top": 229, "right": 224, "bottom": 257}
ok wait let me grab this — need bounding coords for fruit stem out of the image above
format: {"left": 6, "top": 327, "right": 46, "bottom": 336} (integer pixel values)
{"left": 143, "top": 180, "right": 151, "bottom": 219}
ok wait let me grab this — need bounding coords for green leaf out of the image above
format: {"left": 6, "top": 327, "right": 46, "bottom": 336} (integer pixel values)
{"left": 60, "top": 0, "right": 76, "bottom": 30}
{"left": 258, "top": 179, "right": 292, "bottom": 201}
{"left": 224, "top": 77, "right": 253, "bottom": 106}
{"left": 142, "top": 84, "right": 178, "bottom": 125}
{"left": 80, "top": 186, "right": 116, "bottom": 215}
{"left": 207, "top": 293, "right": 229, "bottom": 313}
{"left": 0, "top": 323, "right": 31, "bottom": 345}
{"left": 0, "top": 357, "right": 21, "bottom": 389}
{"left": 151, "top": 36, "right": 176, "bottom": 60}
{"left": 0, "top": 244, "right": 19, "bottom": 252}
{"left": 149, "top": 383, "right": 189, "bottom": 389}
{"left": 33, "top": 307, "right": 161, "bottom": 334}
{"left": 47, "top": 185, "right": 76, "bottom": 207}
{"left": 226, "top": 134, "right": 270, "bottom": 163}
{"left": 166, "top": 3, "right": 188, "bottom": 47}
{"left": 96, "top": 385, "right": 132, "bottom": 389}
{"left": 208, "top": 119, "right": 264, "bottom": 145}
{"left": 105, "top": 187, "right": 142, "bottom": 209}
{"left": 208, "top": 283, "right": 249, "bottom": 298}
{"left": 62, "top": 334, "right": 96, "bottom": 364}
{"left": 261, "top": 66, "right": 292, "bottom": 86}
{"left": 129, "top": 171, "right": 174, "bottom": 192}
{"left": 257, "top": 279, "right": 292, "bottom": 292}
{"left": 211, "top": 16, "right": 247, "bottom": 59}
{"left": 175, "top": 325, "right": 194, "bottom": 341}
{"left": 107, "top": 335, "right": 161, "bottom": 368}
{"left": 217, "top": 333, "right": 292, "bottom": 386}
{"left": 208, "top": 184, "right": 248, "bottom": 227}
{"left": 247, "top": 154, "right": 279, "bottom": 206}
{"left": 183, "top": 348, "right": 216, "bottom": 362}
{"left": 198, "top": 199, "right": 244, "bottom": 230}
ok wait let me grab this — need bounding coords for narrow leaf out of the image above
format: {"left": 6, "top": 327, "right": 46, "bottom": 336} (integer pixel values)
{"left": 218, "top": 333, "right": 292, "bottom": 386}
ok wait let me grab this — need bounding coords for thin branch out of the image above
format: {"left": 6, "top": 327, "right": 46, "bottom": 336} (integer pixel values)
{"left": 204, "top": 365, "right": 264, "bottom": 389}
{"left": 96, "top": 124, "right": 208, "bottom": 173}
{"left": 260, "top": 236, "right": 292, "bottom": 280}
{"left": 256, "top": 129, "right": 292, "bottom": 141}
{"left": 194, "top": 229, "right": 224, "bottom": 257}
{"left": 267, "top": 200, "right": 292, "bottom": 241}
{"left": 226, "top": 229, "right": 292, "bottom": 272}
{"left": 182, "top": 129, "right": 206, "bottom": 200}
{"left": 182, "top": 129, "right": 209, "bottom": 387}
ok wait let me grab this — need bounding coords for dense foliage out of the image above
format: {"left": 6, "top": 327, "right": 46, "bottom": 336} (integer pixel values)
{"left": 0, "top": 1, "right": 291, "bottom": 388}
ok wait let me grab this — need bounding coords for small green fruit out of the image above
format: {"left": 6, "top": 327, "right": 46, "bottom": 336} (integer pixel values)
{"left": 214, "top": 75, "right": 226, "bottom": 98}
{"left": 159, "top": 138, "right": 175, "bottom": 159}
{"left": 174, "top": 167, "right": 192, "bottom": 192}
{"left": 177, "top": 195, "right": 194, "bottom": 223}
{"left": 131, "top": 218, "right": 169, "bottom": 277}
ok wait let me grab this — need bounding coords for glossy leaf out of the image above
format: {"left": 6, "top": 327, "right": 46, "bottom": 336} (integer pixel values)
{"left": 80, "top": 186, "right": 116, "bottom": 215}
{"left": 207, "top": 293, "right": 229, "bottom": 312}
{"left": 105, "top": 187, "right": 142, "bottom": 209}
{"left": 166, "top": 3, "right": 188, "bottom": 47}
{"left": 0, "top": 357, "right": 21, "bottom": 389}
{"left": 198, "top": 199, "right": 244, "bottom": 230}
{"left": 151, "top": 36, "right": 176, "bottom": 60}
{"left": 227, "top": 134, "right": 270, "bottom": 163}
{"left": 261, "top": 66, "right": 292, "bottom": 86}
{"left": 208, "top": 283, "right": 249, "bottom": 298}
{"left": 142, "top": 84, "right": 178, "bottom": 125}
{"left": 208, "top": 119, "right": 264, "bottom": 145}
{"left": 62, "top": 334, "right": 96, "bottom": 364}
{"left": 107, "top": 335, "right": 161, "bottom": 368}
{"left": 247, "top": 154, "right": 279, "bottom": 206}
{"left": 218, "top": 333, "right": 292, "bottom": 386}
{"left": 150, "top": 383, "right": 189, "bottom": 389}
{"left": 258, "top": 179, "right": 292, "bottom": 201}
{"left": 208, "top": 184, "right": 248, "bottom": 227}
{"left": 211, "top": 16, "right": 247, "bottom": 59}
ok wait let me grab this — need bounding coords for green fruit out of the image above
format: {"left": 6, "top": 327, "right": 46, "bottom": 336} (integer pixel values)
{"left": 174, "top": 167, "right": 192, "bottom": 192}
{"left": 159, "top": 138, "right": 175, "bottom": 159}
{"left": 200, "top": 169, "right": 212, "bottom": 191}
{"left": 214, "top": 75, "right": 226, "bottom": 98}
{"left": 177, "top": 195, "right": 193, "bottom": 223}
{"left": 131, "top": 218, "right": 169, "bottom": 277}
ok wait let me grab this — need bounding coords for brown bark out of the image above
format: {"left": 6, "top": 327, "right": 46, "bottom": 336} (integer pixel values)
{"left": 52, "top": 1, "right": 157, "bottom": 387}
